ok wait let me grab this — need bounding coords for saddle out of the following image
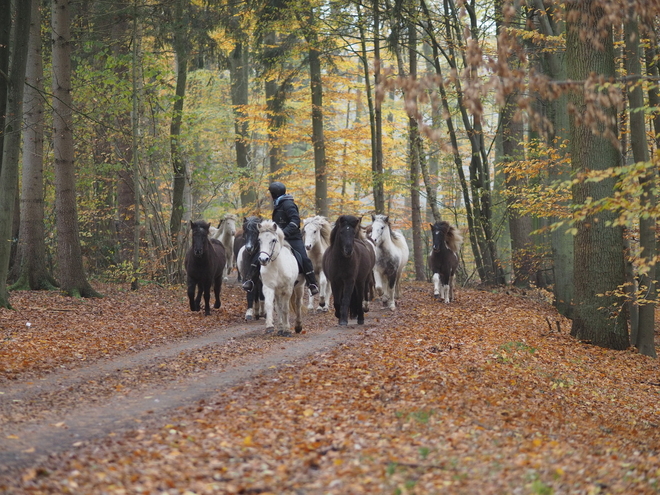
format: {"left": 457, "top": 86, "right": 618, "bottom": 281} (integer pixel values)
{"left": 283, "top": 242, "right": 304, "bottom": 274}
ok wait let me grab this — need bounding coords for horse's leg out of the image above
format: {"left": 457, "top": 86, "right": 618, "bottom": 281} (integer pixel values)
{"left": 187, "top": 279, "right": 198, "bottom": 311}
{"left": 245, "top": 290, "right": 254, "bottom": 320}
{"left": 306, "top": 285, "right": 315, "bottom": 311}
{"left": 318, "top": 271, "right": 329, "bottom": 312}
{"left": 203, "top": 282, "right": 212, "bottom": 315}
{"left": 257, "top": 283, "right": 266, "bottom": 319}
{"left": 293, "top": 281, "right": 304, "bottom": 333}
{"left": 432, "top": 272, "right": 441, "bottom": 298}
{"left": 276, "top": 287, "right": 292, "bottom": 337}
{"left": 440, "top": 272, "right": 450, "bottom": 304}
{"left": 339, "top": 282, "right": 352, "bottom": 326}
{"left": 373, "top": 265, "right": 384, "bottom": 298}
{"left": 262, "top": 285, "right": 275, "bottom": 333}
{"left": 214, "top": 276, "right": 222, "bottom": 309}
{"left": 356, "top": 286, "right": 365, "bottom": 325}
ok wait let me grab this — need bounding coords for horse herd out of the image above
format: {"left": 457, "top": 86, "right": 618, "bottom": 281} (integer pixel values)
{"left": 185, "top": 214, "right": 463, "bottom": 336}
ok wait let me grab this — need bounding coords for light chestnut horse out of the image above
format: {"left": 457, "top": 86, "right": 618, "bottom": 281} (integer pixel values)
{"left": 210, "top": 213, "right": 238, "bottom": 280}
{"left": 302, "top": 216, "right": 332, "bottom": 312}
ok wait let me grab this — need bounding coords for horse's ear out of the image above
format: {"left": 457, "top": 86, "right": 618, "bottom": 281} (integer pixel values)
{"left": 271, "top": 222, "right": 278, "bottom": 232}
{"left": 371, "top": 214, "right": 375, "bottom": 221}
{"left": 384, "top": 215, "right": 389, "bottom": 223}
{"left": 429, "top": 223, "right": 434, "bottom": 230}
{"left": 190, "top": 220, "right": 195, "bottom": 229}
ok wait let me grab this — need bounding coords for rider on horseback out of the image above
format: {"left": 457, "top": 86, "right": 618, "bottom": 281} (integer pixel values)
{"left": 242, "top": 182, "right": 320, "bottom": 296}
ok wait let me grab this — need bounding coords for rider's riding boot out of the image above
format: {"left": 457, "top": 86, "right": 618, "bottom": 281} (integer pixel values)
{"left": 306, "top": 271, "right": 320, "bottom": 296}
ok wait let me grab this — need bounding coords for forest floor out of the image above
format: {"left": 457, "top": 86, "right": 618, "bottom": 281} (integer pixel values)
{"left": 0, "top": 279, "right": 659, "bottom": 494}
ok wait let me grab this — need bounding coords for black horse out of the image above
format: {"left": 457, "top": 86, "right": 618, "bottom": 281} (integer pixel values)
{"left": 428, "top": 221, "right": 463, "bottom": 303}
{"left": 185, "top": 220, "right": 226, "bottom": 315}
{"left": 323, "top": 215, "right": 376, "bottom": 326}
{"left": 236, "top": 216, "right": 265, "bottom": 320}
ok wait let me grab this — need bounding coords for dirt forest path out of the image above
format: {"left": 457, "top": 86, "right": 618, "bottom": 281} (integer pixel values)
{"left": 0, "top": 284, "right": 391, "bottom": 476}
{"left": 2, "top": 282, "right": 660, "bottom": 494}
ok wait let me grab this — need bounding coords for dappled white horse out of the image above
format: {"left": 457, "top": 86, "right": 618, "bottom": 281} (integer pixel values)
{"left": 369, "top": 214, "right": 409, "bottom": 310}
{"left": 257, "top": 220, "right": 305, "bottom": 336}
{"left": 210, "top": 214, "right": 237, "bottom": 280}
{"left": 302, "top": 216, "right": 332, "bottom": 312}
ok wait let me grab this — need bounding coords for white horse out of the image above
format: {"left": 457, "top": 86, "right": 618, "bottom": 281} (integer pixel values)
{"left": 210, "top": 214, "right": 238, "bottom": 280}
{"left": 257, "top": 220, "right": 305, "bottom": 336}
{"left": 369, "top": 214, "right": 409, "bottom": 310}
{"left": 302, "top": 216, "right": 332, "bottom": 312}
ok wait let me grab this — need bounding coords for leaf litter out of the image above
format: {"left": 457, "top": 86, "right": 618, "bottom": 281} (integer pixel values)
{"left": 0, "top": 281, "right": 659, "bottom": 494}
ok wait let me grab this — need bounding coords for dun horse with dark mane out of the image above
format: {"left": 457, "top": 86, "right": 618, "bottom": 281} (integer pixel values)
{"left": 428, "top": 221, "right": 462, "bottom": 303}
{"left": 323, "top": 215, "right": 375, "bottom": 326}
{"left": 185, "top": 220, "right": 226, "bottom": 315}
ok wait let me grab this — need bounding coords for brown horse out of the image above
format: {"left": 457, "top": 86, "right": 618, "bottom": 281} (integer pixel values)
{"left": 323, "top": 215, "right": 376, "bottom": 326}
{"left": 185, "top": 220, "right": 226, "bottom": 315}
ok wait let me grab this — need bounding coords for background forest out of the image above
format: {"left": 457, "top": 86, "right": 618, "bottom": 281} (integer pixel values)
{"left": 1, "top": 0, "right": 660, "bottom": 356}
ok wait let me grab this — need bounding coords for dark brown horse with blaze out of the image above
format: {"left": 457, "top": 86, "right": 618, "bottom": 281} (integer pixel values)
{"left": 323, "top": 215, "right": 376, "bottom": 326}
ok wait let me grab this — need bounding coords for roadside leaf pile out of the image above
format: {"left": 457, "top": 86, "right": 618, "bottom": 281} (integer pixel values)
{"left": 1, "top": 282, "right": 660, "bottom": 494}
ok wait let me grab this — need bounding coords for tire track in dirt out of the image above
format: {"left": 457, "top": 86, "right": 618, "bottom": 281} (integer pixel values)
{"left": 0, "top": 309, "right": 390, "bottom": 474}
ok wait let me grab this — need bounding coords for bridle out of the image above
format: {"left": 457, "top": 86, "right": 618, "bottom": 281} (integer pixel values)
{"left": 259, "top": 233, "right": 280, "bottom": 264}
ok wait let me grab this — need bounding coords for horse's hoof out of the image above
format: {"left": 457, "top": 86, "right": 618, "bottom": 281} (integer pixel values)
{"left": 245, "top": 315, "right": 253, "bottom": 321}
{"left": 295, "top": 324, "right": 302, "bottom": 333}
{"left": 214, "top": 302, "right": 221, "bottom": 309}
{"left": 434, "top": 293, "right": 440, "bottom": 299}
{"left": 339, "top": 320, "right": 348, "bottom": 326}
{"left": 277, "top": 330, "right": 292, "bottom": 337}
{"left": 265, "top": 327, "right": 275, "bottom": 334}
{"left": 357, "top": 317, "right": 364, "bottom": 325}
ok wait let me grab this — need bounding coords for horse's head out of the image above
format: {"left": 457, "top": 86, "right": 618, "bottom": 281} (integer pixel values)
{"left": 222, "top": 214, "right": 238, "bottom": 237}
{"left": 190, "top": 220, "right": 211, "bottom": 258}
{"left": 303, "top": 218, "right": 320, "bottom": 251}
{"left": 336, "top": 215, "right": 361, "bottom": 257}
{"left": 243, "top": 216, "right": 261, "bottom": 255}
{"left": 257, "top": 220, "right": 282, "bottom": 265}
{"left": 430, "top": 221, "right": 450, "bottom": 252}
{"left": 369, "top": 214, "right": 390, "bottom": 246}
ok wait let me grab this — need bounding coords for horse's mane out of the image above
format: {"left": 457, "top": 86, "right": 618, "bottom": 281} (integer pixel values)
{"left": 373, "top": 214, "right": 406, "bottom": 244}
{"left": 304, "top": 215, "right": 331, "bottom": 245}
{"left": 222, "top": 213, "right": 238, "bottom": 222}
{"left": 433, "top": 221, "right": 463, "bottom": 253}
{"left": 259, "top": 219, "right": 282, "bottom": 238}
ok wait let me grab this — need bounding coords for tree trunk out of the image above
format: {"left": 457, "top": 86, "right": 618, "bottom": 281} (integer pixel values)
{"left": 12, "top": 0, "right": 58, "bottom": 291}
{"left": 372, "top": 0, "right": 385, "bottom": 214}
{"left": 168, "top": 0, "right": 189, "bottom": 281}
{"left": 0, "top": 0, "right": 32, "bottom": 307}
{"left": 567, "top": 0, "right": 627, "bottom": 349}
{"left": 496, "top": 1, "right": 533, "bottom": 287}
{"left": 131, "top": 1, "right": 142, "bottom": 291}
{"left": 624, "top": 11, "right": 656, "bottom": 358}
{"left": 408, "top": 28, "right": 425, "bottom": 281}
{"left": 0, "top": 0, "right": 10, "bottom": 169}
{"left": 264, "top": 31, "right": 285, "bottom": 176}
{"left": 309, "top": 39, "right": 328, "bottom": 216}
{"left": 229, "top": 40, "right": 255, "bottom": 207}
